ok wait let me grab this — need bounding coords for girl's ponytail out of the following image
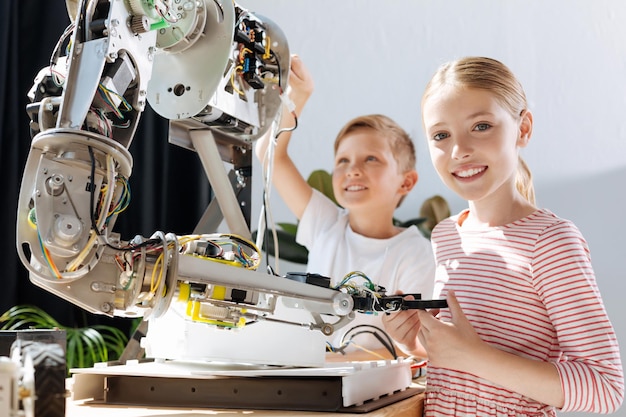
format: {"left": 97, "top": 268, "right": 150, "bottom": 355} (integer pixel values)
{"left": 516, "top": 156, "right": 535, "bottom": 205}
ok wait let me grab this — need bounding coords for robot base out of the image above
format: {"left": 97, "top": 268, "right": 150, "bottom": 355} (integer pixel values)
{"left": 70, "top": 358, "right": 420, "bottom": 412}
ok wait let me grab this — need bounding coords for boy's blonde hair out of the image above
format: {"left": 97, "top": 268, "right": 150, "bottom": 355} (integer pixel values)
{"left": 333, "top": 114, "right": 416, "bottom": 208}
{"left": 422, "top": 57, "right": 535, "bottom": 205}
{"left": 333, "top": 114, "right": 416, "bottom": 174}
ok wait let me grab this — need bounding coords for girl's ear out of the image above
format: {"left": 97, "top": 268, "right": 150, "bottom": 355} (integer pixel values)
{"left": 518, "top": 110, "right": 533, "bottom": 148}
{"left": 400, "top": 170, "right": 419, "bottom": 195}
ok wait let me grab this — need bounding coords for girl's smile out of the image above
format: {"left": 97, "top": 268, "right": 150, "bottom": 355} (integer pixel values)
{"left": 422, "top": 86, "right": 530, "bottom": 209}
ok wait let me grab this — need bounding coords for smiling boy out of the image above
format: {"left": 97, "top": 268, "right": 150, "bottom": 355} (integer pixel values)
{"left": 255, "top": 55, "right": 436, "bottom": 356}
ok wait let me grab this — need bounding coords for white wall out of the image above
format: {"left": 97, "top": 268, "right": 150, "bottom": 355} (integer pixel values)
{"left": 239, "top": 1, "right": 626, "bottom": 414}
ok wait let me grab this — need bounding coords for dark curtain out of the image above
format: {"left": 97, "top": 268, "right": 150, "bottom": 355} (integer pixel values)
{"left": 0, "top": 0, "right": 211, "bottom": 330}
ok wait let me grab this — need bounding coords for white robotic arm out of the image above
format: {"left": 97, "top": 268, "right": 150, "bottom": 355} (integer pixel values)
{"left": 16, "top": 1, "right": 446, "bottom": 360}
{"left": 16, "top": 0, "right": 356, "bottom": 336}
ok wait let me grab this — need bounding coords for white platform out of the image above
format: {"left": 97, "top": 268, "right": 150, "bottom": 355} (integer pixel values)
{"left": 71, "top": 358, "right": 413, "bottom": 408}
{"left": 143, "top": 300, "right": 330, "bottom": 367}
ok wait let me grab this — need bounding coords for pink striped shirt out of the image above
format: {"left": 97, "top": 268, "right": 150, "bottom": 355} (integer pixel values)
{"left": 426, "top": 209, "right": 624, "bottom": 416}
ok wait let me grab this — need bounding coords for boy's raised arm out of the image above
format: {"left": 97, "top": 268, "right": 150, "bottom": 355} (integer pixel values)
{"left": 255, "top": 55, "right": 315, "bottom": 220}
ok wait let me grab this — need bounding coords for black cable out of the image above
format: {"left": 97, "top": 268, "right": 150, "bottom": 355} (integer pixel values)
{"left": 262, "top": 189, "right": 271, "bottom": 269}
{"left": 274, "top": 113, "right": 298, "bottom": 140}
{"left": 340, "top": 324, "right": 398, "bottom": 359}
{"left": 270, "top": 50, "right": 282, "bottom": 89}
{"left": 88, "top": 146, "right": 99, "bottom": 235}
{"left": 348, "top": 330, "right": 397, "bottom": 359}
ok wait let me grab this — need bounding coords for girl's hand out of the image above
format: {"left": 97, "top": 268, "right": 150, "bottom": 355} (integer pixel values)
{"left": 381, "top": 295, "right": 426, "bottom": 356}
{"left": 417, "top": 290, "right": 485, "bottom": 371}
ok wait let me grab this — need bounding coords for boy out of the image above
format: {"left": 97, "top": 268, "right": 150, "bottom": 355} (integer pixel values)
{"left": 255, "top": 55, "right": 435, "bottom": 357}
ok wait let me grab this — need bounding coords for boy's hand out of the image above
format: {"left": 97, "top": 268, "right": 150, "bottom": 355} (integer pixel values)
{"left": 417, "top": 290, "right": 484, "bottom": 371}
{"left": 287, "top": 55, "right": 314, "bottom": 110}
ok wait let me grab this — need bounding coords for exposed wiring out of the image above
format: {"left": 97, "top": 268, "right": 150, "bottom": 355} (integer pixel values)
{"left": 106, "top": 176, "right": 131, "bottom": 220}
{"left": 154, "top": 0, "right": 178, "bottom": 24}
{"left": 334, "top": 324, "right": 398, "bottom": 359}
{"left": 97, "top": 83, "right": 132, "bottom": 119}
{"left": 333, "top": 271, "right": 375, "bottom": 291}
{"left": 258, "top": 124, "right": 281, "bottom": 274}
{"left": 229, "top": 65, "right": 246, "bottom": 96}
{"left": 49, "top": 23, "right": 75, "bottom": 75}
{"left": 37, "top": 230, "right": 61, "bottom": 279}
{"left": 179, "top": 233, "right": 262, "bottom": 270}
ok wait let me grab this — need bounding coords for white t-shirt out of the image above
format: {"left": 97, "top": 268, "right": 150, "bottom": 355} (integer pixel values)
{"left": 295, "top": 189, "right": 436, "bottom": 351}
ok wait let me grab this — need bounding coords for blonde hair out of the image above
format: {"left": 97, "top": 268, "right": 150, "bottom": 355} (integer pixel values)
{"left": 422, "top": 57, "right": 535, "bottom": 205}
{"left": 334, "top": 114, "right": 416, "bottom": 173}
{"left": 333, "top": 114, "right": 416, "bottom": 207}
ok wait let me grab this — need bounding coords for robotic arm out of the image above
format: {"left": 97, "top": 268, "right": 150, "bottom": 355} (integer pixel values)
{"left": 16, "top": 0, "right": 444, "bottom": 348}
{"left": 16, "top": 0, "right": 356, "bottom": 331}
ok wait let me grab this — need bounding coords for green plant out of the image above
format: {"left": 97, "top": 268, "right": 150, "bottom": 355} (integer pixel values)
{"left": 260, "top": 169, "right": 450, "bottom": 264}
{"left": 0, "top": 305, "right": 129, "bottom": 375}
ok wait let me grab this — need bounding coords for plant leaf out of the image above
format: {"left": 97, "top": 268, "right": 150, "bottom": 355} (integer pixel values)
{"left": 276, "top": 222, "right": 298, "bottom": 235}
{"left": 1, "top": 304, "right": 131, "bottom": 375}
{"left": 419, "top": 195, "right": 451, "bottom": 234}
{"left": 93, "top": 325, "right": 128, "bottom": 356}
{"left": 67, "top": 330, "right": 83, "bottom": 370}
{"left": 307, "top": 170, "right": 339, "bottom": 206}
{"left": 81, "top": 328, "right": 108, "bottom": 363}
{"left": 0, "top": 305, "right": 62, "bottom": 329}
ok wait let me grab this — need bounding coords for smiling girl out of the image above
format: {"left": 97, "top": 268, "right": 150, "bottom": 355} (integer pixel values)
{"left": 384, "top": 56, "right": 624, "bottom": 415}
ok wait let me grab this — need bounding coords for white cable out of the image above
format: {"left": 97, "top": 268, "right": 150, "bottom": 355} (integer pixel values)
{"left": 255, "top": 118, "right": 282, "bottom": 275}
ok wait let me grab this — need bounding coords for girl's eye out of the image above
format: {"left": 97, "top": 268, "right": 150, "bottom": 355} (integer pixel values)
{"left": 432, "top": 132, "right": 449, "bottom": 141}
{"left": 474, "top": 123, "right": 491, "bottom": 131}
{"left": 366, "top": 155, "right": 378, "bottom": 162}
{"left": 336, "top": 157, "right": 348, "bottom": 164}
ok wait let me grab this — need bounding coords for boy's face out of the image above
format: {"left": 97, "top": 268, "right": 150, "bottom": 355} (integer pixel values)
{"left": 332, "top": 130, "right": 410, "bottom": 212}
{"left": 422, "top": 86, "right": 531, "bottom": 205}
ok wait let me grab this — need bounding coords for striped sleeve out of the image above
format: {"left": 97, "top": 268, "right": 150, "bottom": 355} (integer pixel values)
{"left": 532, "top": 219, "right": 624, "bottom": 412}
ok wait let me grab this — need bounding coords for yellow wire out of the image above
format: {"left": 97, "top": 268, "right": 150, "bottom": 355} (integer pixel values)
{"left": 150, "top": 252, "right": 165, "bottom": 293}
{"left": 230, "top": 65, "right": 245, "bottom": 96}
{"left": 42, "top": 244, "right": 62, "bottom": 279}
{"left": 66, "top": 231, "right": 98, "bottom": 272}
{"left": 348, "top": 342, "right": 388, "bottom": 360}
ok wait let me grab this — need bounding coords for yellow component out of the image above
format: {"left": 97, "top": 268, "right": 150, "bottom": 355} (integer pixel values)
{"left": 205, "top": 319, "right": 241, "bottom": 328}
{"left": 188, "top": 253, "right": 244, "bottom": 268}
{"left": 178, "top": 283, "right": 191, "bottom": 302}
{"left": 263, "top": 35, "right": 271, "bottom": 60}
{"left": 189, "top": 300, "right": 202, "bottom": 321}
{"left": 212, "top": 285, "right": 226, "bottom": 300}
{"left": 236, "top": 308, "right": 247, "bottom": 327}
{"left": 185, "top": 300, "right": 244, "bottom": 328}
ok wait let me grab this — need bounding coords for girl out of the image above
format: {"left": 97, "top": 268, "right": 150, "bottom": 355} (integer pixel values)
{"left": 384, "top": 56, "right": 624, "bottom": 415}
